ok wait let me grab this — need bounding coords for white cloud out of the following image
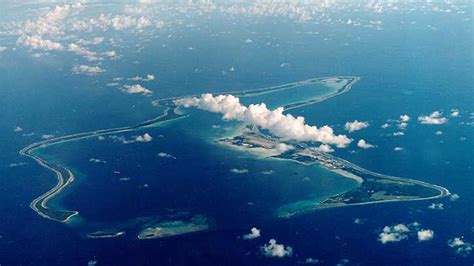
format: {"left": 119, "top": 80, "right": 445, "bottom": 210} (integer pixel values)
{"left": 262, "top": 170, "right": 274, "bottom": 175}
{"left": 14, "top": 126, "right": 23, "bottom": 132}
{"left": 230, "top": 168, "right": 248, "bottom": 174}
{"left": 394, "top": 147, "right": 403, "bottom": 151}
{"left": 243, "top": 227, "right": 261, "bottom": 240}
{"left": 450, "top": 109, "right": 460, "bottom": 117}
{"left": 8, "top": 162, "right": 27, "bottom": 168}
{"left": 417, "top": 229, "right": 434, "bottom": 241}
{"left": 435, "top": 131, "right": 443, "bottom": 135}
{"left": 261, "top": 239, "right": 293, "bottom": 257}
{"left": 398, "top": 122, "right": 408, "bottom": 130}
{"left": 128, "top": 74, "right": 155, "bottom": 81}
{"left": 17, "top": 35, "right": 63, "bottom": 51}
{"left": 78, "top": 37, "right": 104, "bottom": 45}
{"left": 89, "top": 158, "right": 106, "bottom": 164}
{"left": 392, "top": 131, "right": 404, "bottom": 136}
{"left": 158, "top": 152, "right": 175, "bottom": 159}
{"left": 0, "top": 46, "right": 7, "bottom": 52}
{"left": 344, "top": 120, "right": 369, "bottom": 132}
{"left": 176, "top": 94, "right": 352, "bottom": 148}
{"left": 68, "top": 43, "right": 100, "bottom": 61}
{"left": 136, "top": 133, "right": 153, "bottom": 142}
{"left": 400, "top": 114, "right": 410, "bottom": 122}
{"left": 42, "top": 134, "right": 54, "bottom": 139}
{"left": 418, "top": 111, "right": 448, "bottom": 125}
{"left": 305, "top": 258, "right": 319, "bottom": 264}
{"left": 378, "top": 224, "right": 410, "bottom": 244}
{"left": 72, "top": 65, "right": 105, "bottom": 75}
{"left": 428, "top": 203, "right": 444, "bottom": 210}
{"left": 104, "top": 50, "right": 118, "bottom": 58}
{"left": 357, "top": 139, "right": 374, "bottom": 149}
{"left": 122, "top": 84, "right": 152, "bottom": 95}
{"left": 44, "top": 3, "right": 83, "bottom": 21}
{"left": 381, "top": 123, "right": 390, "bottom": 129}
{"left": 316, "top": 144, "right": 335, "bottom": 153}
{"left": 448, "top": 237, "right": 473, "bottom": 256}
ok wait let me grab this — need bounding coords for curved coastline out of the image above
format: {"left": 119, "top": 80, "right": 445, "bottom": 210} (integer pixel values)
{"left": 20, "top": 76, "right": 450, "bottom": 223}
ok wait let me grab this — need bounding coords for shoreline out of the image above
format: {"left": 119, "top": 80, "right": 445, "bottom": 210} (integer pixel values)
{"left": 20, "top": 76, "right": 450, "bottom": 223}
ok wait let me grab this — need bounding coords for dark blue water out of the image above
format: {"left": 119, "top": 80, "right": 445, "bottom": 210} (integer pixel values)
{"left": 0, "top": 5, "right": 472, "bottom": 266}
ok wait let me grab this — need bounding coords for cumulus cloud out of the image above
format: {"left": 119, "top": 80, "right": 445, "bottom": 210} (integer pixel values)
{"left": 176, "top": 94, "right": 352, "bottom": 148}
{"left": 448, "top": 237, "right": 473, "bottom": 256}
{"left": 392, "top": 131, "right": 405, "bottom": 136}
{"left": 378, "top": 224, "right": 410, "bottom": 244}
{"left": 381, "top": 123, "right": 390, "bottom": 129}
{"left": 44, "top": 3, "right": 83, "bottom": 21}
{"left": 78, "top": 37, "right": 104, "bottom": 45}
{"left": 316, "top": 144, "right": 335, "bottom": 153}
{"left": 16, "top": 35, "right": 64, "bottom": 51}
{"left": 242, "top": 227, "right": 261, "bottom": 240}
{"left": 344, "top": 120, "right": 369, "bottom": 132}
{"left": 72, "top": 65, "right": 105, "bottom": 75}
{"left": 394, "top": 147, "right": 403, "bottom": 151}
{"left": 122, "top": 84, "right": 152, "bottom": 95}
{"left": 450, "top": 109, "right": 460, "bottom": 117}
{"left": 400, "top": 114, "right": 410, "bottom": 122}
{"left": 417, "top": 229, "right": 434, "bottom": 241}
{"left": 398, "top": 122, "right": 408, "bottom": 130}
{"left": 0, "top": 46, "right": 7, "bottom": 52}
{"left": 418, "top": 111, "right": 448, "bottom": 125}
{"left": 104, "top": 50, "right": 117, "bottom": 58}
{"left": 68, "top": 43, "right": 100, "bottom": 61}
{"left": 14, "top": 126, "right": 23, "bottom": 132}
{"left": 230, "top": 168, "right": 249, "bottom": 174}
{"left": 135, "top": 133, "right": 153, "bottom": 142}
{"left": 357, "top": 139, "right": 374, "bottom": 149}
{"left": 261, "top": 239, "right": 293, "bottom": 257}
{"left": 128, "top": 74, "right": 155, "bottom": 81}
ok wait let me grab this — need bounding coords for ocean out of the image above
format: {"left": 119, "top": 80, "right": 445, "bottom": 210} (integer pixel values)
{"left": 0, "top": 4, "right": 472, "bottom": 265}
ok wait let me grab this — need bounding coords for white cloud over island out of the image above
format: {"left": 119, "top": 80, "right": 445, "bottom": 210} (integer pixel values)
{"left": 176, "top": 94, "right": 352, "bottom": 148}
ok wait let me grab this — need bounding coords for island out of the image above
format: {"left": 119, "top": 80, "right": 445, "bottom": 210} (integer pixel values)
{"left": 20, "top": 76, "right": 449, "bottom": 226}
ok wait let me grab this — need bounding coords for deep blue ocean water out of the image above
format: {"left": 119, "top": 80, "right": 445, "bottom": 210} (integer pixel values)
{"left": 0, "top": 5, "right": 472, "bottom": 266}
